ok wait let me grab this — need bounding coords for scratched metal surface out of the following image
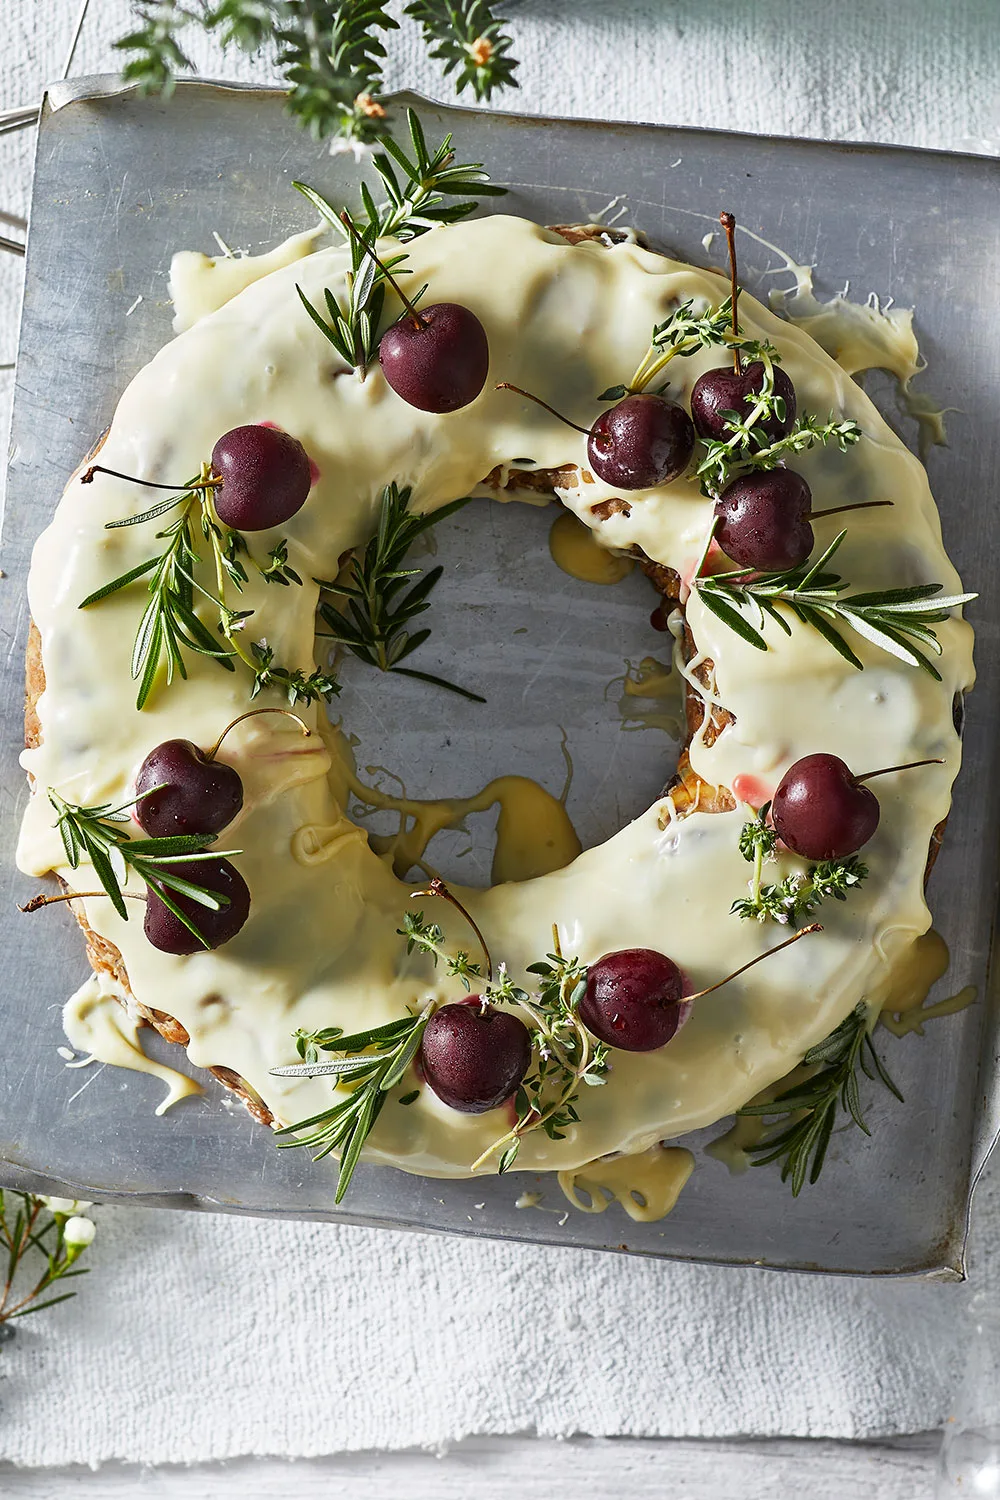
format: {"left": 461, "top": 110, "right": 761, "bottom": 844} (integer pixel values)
{"left": 2, "top": 79, "right": 998, "bottom": 1275}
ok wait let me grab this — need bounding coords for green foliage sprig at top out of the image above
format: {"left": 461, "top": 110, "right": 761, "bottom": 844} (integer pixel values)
{"left": 116, "top": 0, "right": 520, "bottom": 147}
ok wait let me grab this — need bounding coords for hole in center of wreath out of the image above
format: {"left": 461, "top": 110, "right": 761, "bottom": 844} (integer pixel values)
{"left": 328, "top": 496, "right": 683, "bottom": 889}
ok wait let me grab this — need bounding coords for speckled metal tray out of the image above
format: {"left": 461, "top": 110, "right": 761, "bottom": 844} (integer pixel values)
{"left": 3, "top": 77, "right": 998, "bottom": 1276}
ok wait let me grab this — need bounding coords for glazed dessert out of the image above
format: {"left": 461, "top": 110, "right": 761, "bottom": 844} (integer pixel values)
{"left": 17, "top": 125, "right": 976, "bottom": 1211}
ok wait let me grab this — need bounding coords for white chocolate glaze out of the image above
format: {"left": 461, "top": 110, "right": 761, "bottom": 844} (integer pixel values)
{"left": 557, "top": 1145, "right": 694, "bottom": 1222}
{"left": 18, "top": 214, "right": 975, "bottom": 1183}
{"left": 169, "top": 227, "right": 325, "bottom": 333}
{"left": 62, "top": 973, "right": 202, "bottom": 1116}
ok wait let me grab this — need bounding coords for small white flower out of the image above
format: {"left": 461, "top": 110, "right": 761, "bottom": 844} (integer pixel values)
{"left": 63, "top": 1215, "right": 96, "bottom": 1262}
{"left": 39, "top": 1196, "right": 92, "bottom": 1216}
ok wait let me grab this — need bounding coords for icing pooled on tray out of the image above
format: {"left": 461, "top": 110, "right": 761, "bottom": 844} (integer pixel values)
{"left": 18, "top": 214, "right": 974, "bottom": 1183}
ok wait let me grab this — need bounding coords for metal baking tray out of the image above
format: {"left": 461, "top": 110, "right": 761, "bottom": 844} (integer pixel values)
{"left": 3, "top": 77, "right": 998, "bottom": 1277}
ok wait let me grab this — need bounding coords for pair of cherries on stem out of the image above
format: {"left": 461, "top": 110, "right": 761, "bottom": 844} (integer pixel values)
{"left": 135, "top": 708, "right": 309, "bottom": 955}
{"left": 85, "top": 425, "right": 314, "bottom": 533}
{"left": 769, "top": 751, "right": 943, "bottom": 862}
{"left": 418, "top": 892, "right": 821, "bottom": 1115}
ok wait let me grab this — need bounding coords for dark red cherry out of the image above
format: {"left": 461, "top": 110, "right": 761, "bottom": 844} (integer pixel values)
{"left": 211, "top": 425, "right": 312, "bottom": 530}
{"left": 690, "top": 361, "right": 797, "bottom": 444}
{"left": 135, "top": 740, "right": 243, "bottom": 838}
{"left": 714, "top": 469, "right": 813, "bottom": 571}
{"left": 579, "top": 948, "right": 691, "bottom": 1052}
{"left": 771, "top": 753, "right": 879, "bottom": 861}
{"left": 420, "top": 1001, "right": 532, "bottom": 1113}
{"left": 143, "top": 857, "right": 251, "bottom": 954}
{"left": 379, "top": 303, "right": 489, "bottom": 414}
{"left": 587, "top": 393, "right": 694, "bottom": 490}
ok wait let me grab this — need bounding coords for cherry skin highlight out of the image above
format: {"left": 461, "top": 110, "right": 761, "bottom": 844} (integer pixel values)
{"left": 135, "top": 740, "right": 243, "bottom": 838}
{"left": 714, "top": 469, "right": 814, "bottom": 572}
{"left": 379, "top": 303, "right": 489, "bottom": 414}
{"left": 143, "top": 857, "right": 251, "bottom": 955}
{"left": 211, "top": 425, "right": 312, "bottom": 531}
{"left": 587, "top": 393, "right": 694, "bottom": 490}
{"left": 579, "top": 948, "right": 691, "bottom": 1052}
{"left": 771, "top": 753, "right": 880, "bottom": 861}
{"left": 420, "top": 1002, "right": 532, "bottom": 1113}
{"left": 690, "top": 361, "right": 797, "bottom": 444}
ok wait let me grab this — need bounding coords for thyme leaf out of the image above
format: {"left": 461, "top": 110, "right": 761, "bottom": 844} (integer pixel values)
{"left": 739, "top": 1002, "right": 903, "bottom": 1194}
{"left": 732, "top": 803, "right": 869, "bottom": 925}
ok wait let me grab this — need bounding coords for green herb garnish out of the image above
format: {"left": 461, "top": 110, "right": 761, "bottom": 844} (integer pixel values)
{"left": 694, "top": 529, "right": 976, "bottom": 680}
{"left": 46, "top": 789, "right": 238, "bottom": 949}
{"left": 739, "top": 1002, "right": 903, "bottom": 1194}
{"left": 732, "top": 803, "right": 868, "bottom": 925}
{"left": 316, "top": 481, "right": 486, "bottom": 702}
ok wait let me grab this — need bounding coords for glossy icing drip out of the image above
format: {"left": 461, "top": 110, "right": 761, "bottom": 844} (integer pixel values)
{"left": 19, "top": 214, "right": 974, "bottom": 1181}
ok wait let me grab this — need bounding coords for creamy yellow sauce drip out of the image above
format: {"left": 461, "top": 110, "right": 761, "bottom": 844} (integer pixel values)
{"left": 753, "top": 228, "right": 950, "bottom": 458}
{"left": 63, "top": 974, "right": 202, "bottom": 1116}
{"left": 612, "top": 655, "right": 682, "bottom": 737}
{"left": 19, "top": 215, "right": 974, "bottom": 1182}
{"left": 336, "top": 731, "right": 581, "bottom": 885}
{"left": 557, "top": 1145, "right": 695, "bottom": 1221}
{"left": 548, "top": 509, "right": 634, "bottom": 585}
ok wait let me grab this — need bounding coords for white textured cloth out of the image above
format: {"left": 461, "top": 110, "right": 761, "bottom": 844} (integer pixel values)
{"left": 2, "top": 0, "right": 999, "bottom": 1467}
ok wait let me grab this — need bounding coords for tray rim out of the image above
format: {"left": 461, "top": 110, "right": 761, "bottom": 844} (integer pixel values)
{"left": 4, "top": 77, "right": 998, "bottom": 1280}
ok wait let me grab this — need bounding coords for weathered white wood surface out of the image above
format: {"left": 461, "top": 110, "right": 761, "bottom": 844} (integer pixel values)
{"left": 0, "top": 1435, "right": 942, "bottom": 1499}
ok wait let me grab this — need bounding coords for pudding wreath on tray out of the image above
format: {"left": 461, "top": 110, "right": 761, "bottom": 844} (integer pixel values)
{"left": 17, "top": 119, "right": 976, "bottom": 1207}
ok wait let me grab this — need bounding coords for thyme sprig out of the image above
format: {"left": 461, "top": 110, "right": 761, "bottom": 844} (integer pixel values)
{"left": 693, "top": 529, "right": 976, "bottom": 680}
{"left": 474, "top": 944, "right": 610, "bottom": 1175}
{"left": 600, "top": 299, "right": 780, "bottom": 403}
{"left": 697, "top": 411, "right": 863, "bottom": 494}
{"left": 316, "top": 481, "right": 486, "bottom": 701}
{"left": 47, "top": 790, "right": 239, "bottom": 948}
{"left": 397, "top": 909, "right": 484, "bottom": 990}
{"left": 272, "top": 1009, "right": 433, "bottom": 1202}
{"left": 733, "top": 804, "right": 868, "bottom": 925}
{"left": 0, "top": 1194, "right": 93, "bottom": 1329}
{"left": 739, "top": 1001, "right": 903, "bottom": 1194}
{"left": 79, "top": 465, "right": 335, "bottom": 710}
{"left": 116, "top": 4, "right": 518, "bottom": 148}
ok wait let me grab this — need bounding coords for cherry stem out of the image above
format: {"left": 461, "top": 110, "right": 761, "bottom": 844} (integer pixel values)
{"left": 81, "top": 463, "right": 220, "bottom": 491}
{"left": 339, "top": 211, "right": 425, "bottom": 331}
{"left": 684, "top": 922, "right": 822, "bottom": 1002}
{"left": 204, "top": 707, "right": 311, "bottom": 763}
{"left": 495, "top": 382, "right": 592, "bottom": 438}
{"left": 19, "top": 890, "right": 146, "bottom": 913}
{"left": 410, "top": 877, "right": 494, "bottom": 983}
{"left": 809, "top": 499, "right": 894, "bottom": 521}
{"left": 854, "top": 758, "right": 944, "bottom": 786}
{"left": 720, "top": 211, "right": 740, "bottom": 374}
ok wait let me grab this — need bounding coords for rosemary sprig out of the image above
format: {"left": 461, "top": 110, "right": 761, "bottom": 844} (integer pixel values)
{"left": 292, "top": 108, "right": 502, "bottom": 371}
{"left": 48, "top": 789, "right": 239, "bottom": 949}
{"left": 316, "top": 482, "right": 486, "bottom": 702}
{"left": 694, "top": 529, "right": 976, "bottom": 680}
{"left": 732, "top": 804, "right": 868, "bottom": 925}
{"left": 295, "top": 217, "right": 419, "bottom": 378}
{"left": 475, "top": 950, "right": 610, "bottom": 1175}
{"left": 739, "top": 1001, "right": 903, "bottom": 1194}
{"left": 273, "top": 1009, "right": 433, "bottom": 1202}
{"left": 115, "top": 4, "right": 518, "bottom": 148}
{"left": 406, "top": 1, "right": 519, "bottom": 103}
{"left": 79, "top": 465, "right": 334, "bottom": 709}
{"left": 0, "top": 1194, "right": 93, "bottom": 1329}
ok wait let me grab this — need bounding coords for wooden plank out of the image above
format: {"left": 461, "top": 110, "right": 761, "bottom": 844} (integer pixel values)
{"left": 0, "top": 1435, "right": 942, "bottom": 1499}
